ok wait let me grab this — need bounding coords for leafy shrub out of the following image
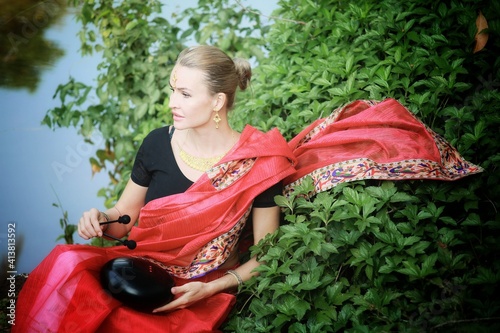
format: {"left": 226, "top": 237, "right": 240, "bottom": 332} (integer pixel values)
{"left": 226, "top": 177, "right": 500, "bottom": 332}
{"left": 224, "top": 0, "right": 500, "bottom": 331}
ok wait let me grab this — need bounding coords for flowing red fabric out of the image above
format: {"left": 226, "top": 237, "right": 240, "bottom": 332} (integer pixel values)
{"left": 284, "top": 98, "right": 482, "bottom": 196}
{"left": 13, "top": 126, "right": 296, "bottom": 333}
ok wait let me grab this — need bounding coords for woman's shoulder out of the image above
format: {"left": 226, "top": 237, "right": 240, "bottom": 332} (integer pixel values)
{"left": 137, "top": 126, "right": 173, "bottom": 154}
{"left": 143, "top": 125, "right": 172, "bottom": 142}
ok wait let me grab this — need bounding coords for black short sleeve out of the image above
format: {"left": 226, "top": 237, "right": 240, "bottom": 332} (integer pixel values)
{"left": 131, "top": 141, "right": 152, "bottom": 187}
{"left": 253, "top": 181, "right": 283, "bottom": 208}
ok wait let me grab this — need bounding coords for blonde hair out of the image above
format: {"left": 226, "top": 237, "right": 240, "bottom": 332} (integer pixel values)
{"left": 176, "top": 45, "right": 251, "bottom": 110}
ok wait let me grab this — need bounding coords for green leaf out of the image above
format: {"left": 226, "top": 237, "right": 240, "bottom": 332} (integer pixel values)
{"left": 275, "top": 195, "right": 294, "bottom": 211}
{"left": 421, "top": 253, "right": 438, "bottom": 276}
{"left": 397, "top": 260, "right": 421, "bottom": 278}
{"left": 326, "top": 283, "right": 352, "bottom": 305}
{"left": 275, "top": 295, "right": 311, "bottom": 320}
{"left": 313, "top": 77, "right": 331, "bottom": 86}
{"left": 125, "top": 20, "right": 139, "bottom": 30}
{"left": 461, "top": 213, "right": 481, "bottom": 226}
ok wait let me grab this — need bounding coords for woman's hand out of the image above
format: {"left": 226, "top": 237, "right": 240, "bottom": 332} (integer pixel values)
{"left": 78, "top": 208, "right": 105, "bottom": 240}
{"left": 152, "top": 281, "right": 215, "bottom": 313}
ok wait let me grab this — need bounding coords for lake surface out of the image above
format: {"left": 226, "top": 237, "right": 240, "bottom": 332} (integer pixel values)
{"left": 1, "top": 1, "right": 107, "bottom": 274}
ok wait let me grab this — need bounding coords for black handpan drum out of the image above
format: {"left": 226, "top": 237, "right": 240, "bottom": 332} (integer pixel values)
{"left": 100, "top": 257, "right": 175, "bottom": 313}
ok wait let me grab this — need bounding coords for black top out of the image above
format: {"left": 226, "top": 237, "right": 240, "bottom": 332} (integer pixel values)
{"left": 131, "top": 126, "right": 282, "bottom": 206}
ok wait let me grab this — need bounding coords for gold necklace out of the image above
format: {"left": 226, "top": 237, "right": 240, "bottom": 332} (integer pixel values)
{"left": 177, "top": 131, "right": 233, "bottom": 172}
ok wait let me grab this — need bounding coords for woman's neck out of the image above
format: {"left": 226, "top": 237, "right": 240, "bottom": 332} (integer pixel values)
{"left": 181, "top": 125, "right": 238, "bottom": 158}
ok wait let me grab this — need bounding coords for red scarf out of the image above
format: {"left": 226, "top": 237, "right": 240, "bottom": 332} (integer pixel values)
{"left": 284, "top": 98, "right": 482, "bottom": 196}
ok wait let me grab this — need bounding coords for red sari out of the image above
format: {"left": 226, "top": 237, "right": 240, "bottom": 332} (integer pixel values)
{"left": 14, "top": 99, "right": 481, "bottom": 333}
{"left": 13, "top": 126, "right": 296, "bottom": 333}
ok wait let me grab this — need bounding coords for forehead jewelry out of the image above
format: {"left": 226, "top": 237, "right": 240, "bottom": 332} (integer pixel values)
{"left": 172, "top": 71, "right": 177, "bottom": 89}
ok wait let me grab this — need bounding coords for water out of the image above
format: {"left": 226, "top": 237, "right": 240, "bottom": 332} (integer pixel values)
{"left": 1, "top": 1, "right": 107, "bottom": 274}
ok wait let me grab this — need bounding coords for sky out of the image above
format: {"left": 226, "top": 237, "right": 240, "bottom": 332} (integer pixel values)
{"left": 0, "top": 0, "right": 278, "bottom": 274}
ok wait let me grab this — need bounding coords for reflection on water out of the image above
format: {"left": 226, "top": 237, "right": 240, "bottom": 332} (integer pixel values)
{"left": 0, "top": 0, "right": 104, "bottom": 275}
{"left": 0, "top": 0, "right": 69, "bottom": 92}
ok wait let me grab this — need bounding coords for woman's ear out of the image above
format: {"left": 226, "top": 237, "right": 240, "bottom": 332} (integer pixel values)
{"left": 213, "top": 93, "right": 227, "bottom": 111}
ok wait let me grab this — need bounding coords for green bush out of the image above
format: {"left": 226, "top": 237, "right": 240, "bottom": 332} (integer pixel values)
{"left": 227, "top": 177, "right": 500, "bottom": 332}
{"left": 224, "top": 0, "right": 500, "bottom": 331}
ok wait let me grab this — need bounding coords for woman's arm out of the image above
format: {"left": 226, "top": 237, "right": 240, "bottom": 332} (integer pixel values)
{"left": 78, "top": 178, "right": 148, "bottom": 240}
{"left": 153, "top": 205, "right": 280, "bottom": 313}
{"left": 212, "top": 205, "right": 281, "bottom": 289}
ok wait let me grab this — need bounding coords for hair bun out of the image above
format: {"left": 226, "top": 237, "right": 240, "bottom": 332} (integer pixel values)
{"left": 233, "top": 58, "right": 252, "bottom": 91}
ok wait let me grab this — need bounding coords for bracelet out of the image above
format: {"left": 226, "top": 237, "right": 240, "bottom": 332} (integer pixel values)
{"left": 100, "top": 211, "right": 110, "bottom": 231}
{"left": 225, "top": 270, "right": 243, "bottom": 287}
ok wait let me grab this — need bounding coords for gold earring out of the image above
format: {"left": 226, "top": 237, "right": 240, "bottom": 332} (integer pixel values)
{"left": 213, "top": 109, "right": 221, "bottom": 129}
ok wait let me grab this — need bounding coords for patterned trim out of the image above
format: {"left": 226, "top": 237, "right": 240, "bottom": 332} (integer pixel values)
{"left": 207, "top": 158, "right": 257, "bottom": 190}
{"left": 283, "top": 155, "right": 481, "bottom": 199}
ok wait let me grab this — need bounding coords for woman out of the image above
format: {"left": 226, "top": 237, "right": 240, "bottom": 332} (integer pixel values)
{"left": 14, "top": 45, "right": 297, "bottom": 332}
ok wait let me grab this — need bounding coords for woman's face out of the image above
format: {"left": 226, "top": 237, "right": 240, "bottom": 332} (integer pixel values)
{"left": 168, "top": 65, "right": 216, "bottom": 130}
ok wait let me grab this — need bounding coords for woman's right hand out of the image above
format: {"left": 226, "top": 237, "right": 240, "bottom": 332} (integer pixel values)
{"left": 78, "top": 208, "right": 105, "bottom": 240}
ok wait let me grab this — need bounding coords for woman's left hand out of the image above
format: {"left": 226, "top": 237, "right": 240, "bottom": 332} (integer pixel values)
{"left": 152, "top": 281, "right": 214, "bottom": 313}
